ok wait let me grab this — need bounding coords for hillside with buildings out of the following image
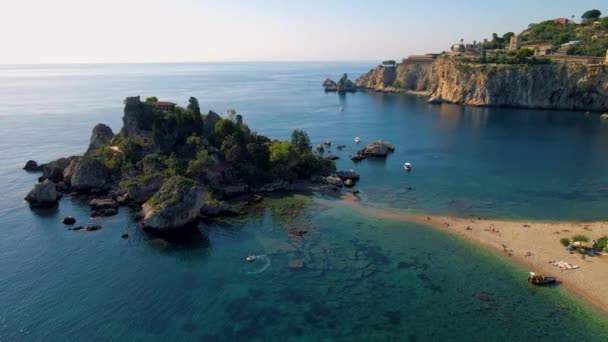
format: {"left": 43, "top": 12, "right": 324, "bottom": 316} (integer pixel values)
{"left": 355, "top": 10, "right": 608, "bottom": 112}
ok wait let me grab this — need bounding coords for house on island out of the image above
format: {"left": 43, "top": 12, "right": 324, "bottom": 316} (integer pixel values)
{"left": 508, "top": 35, "right": 521, "bottom": 51}
{"left": 151, "top": 101, "right": 176, "bottom": 112}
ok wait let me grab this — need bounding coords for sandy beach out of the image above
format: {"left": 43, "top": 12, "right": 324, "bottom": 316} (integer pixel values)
{"left": 336, "top": 194, "right": 608, "bottom": 314}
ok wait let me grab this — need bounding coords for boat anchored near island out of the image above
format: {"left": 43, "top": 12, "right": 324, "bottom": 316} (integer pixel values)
{"left": 354, "top": 136, "right": 361, "bottom": 143}
{"left": 404, "top": 162, "right": 412, "bottom": 171}
{"left": 528, "top": 272, "right": 556, "bottom": 285}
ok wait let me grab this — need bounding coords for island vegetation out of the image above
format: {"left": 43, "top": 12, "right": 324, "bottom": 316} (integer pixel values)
{"left": 24, "top": 96, "right": 337, "bottom": 231}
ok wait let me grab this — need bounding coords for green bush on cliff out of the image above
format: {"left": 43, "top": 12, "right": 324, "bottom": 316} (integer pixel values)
{"left": 145, "top": 176, "right": 198, "bottom": 209}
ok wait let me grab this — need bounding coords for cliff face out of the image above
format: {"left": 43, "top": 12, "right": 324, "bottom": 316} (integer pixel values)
{"left": 355, "top": 57, "right": 608, "bottom": 111}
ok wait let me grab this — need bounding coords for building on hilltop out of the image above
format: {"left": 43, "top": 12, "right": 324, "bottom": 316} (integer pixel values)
{"left": 152, "top": 101, "right": 176, "bottom": 112}
{"left": 451, "top": 43, "right": 465, "bottom": 54}
{"left": 508, "top": 35, "right": 521, "bottom": 51}
{"left": 553, "top": 18, "right": 570, "bottom": 25}
{"left": 402, "top": 54, "right": 440, "bottom": 64}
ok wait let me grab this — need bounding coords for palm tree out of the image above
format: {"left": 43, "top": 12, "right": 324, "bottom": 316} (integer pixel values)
{"left": 460, "top": 38, "right": 464, "bottom": 44}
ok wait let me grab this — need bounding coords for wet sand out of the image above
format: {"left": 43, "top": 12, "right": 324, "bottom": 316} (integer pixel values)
{"left": 333, "top": 194, "right": 608, "bottom": 314}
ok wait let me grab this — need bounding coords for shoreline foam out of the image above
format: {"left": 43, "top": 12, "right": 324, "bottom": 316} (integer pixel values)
{"left": 331, "top": 194, "right": 608, "bottom": 315}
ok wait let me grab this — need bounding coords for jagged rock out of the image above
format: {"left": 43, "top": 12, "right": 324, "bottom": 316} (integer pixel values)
{"left": 203, "top": 111, "right": 221, "bottom": 137}
{"left": 42, "top": 157, "right": 72, "bottom": 183}
{"left": 351, "top": 155, "right": 366, "bottom": 162}
{"left": 325, "top": 155, "right": 340, "bottom": 161}
{"left": 336, "top": 73, "right": 357, "bottom": 92}
{"left": 359, "top": 140, "right": 395, "bottom": 157}
{"left": 336, "top": 169, "right": 360, "bottom": 180}
{"left": 141, "top": 177, "right": 206, "bottom": 231}
{"left": 71, "top": 158, "right": 110, "bottom": 192}
{"left": 90, "top": 198, "right": 118, "bottom": 210}
{"left": 23, "top": 160, "right": 41, "bottom": 172}
{"left": 123, "top": 175, "right": 164, "bottom": 203}
{"left": 25, "top": 180, "right": 60, "bottom": 207}
{"left": 87, "top": 123, "right": 114, "bottom": 153}
{"left": 326, "top": 176, "right": 344, "bottom": 187}
{"left": 64, "top": 157, "right": 81, "bottom": 186}
{"left": 322, "top": 78, "right": 337, "bottom": 91}
{"left": 63, "top": 216, "right": 76, "bottom": 224}
{"left": 344, "top": 179, "right": 355, "bottom": 188}
{"left": 38, "top": 176, "right": 47, "bottom": 183}
{"left": 200, "top": 202, "right": 240, "bottom": 217}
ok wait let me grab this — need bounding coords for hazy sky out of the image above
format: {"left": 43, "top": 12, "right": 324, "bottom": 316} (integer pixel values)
{"left": 1, "top": 0, "right": 606, "bottom": 64}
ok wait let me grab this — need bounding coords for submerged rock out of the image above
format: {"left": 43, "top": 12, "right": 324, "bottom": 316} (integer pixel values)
{"left": 90, "top": 198, "right": 118, "bottom": 210}
{"left": 87, "top": 123, "right": 114, "bottom": 153}
{"left": 325, "top": 155, "right": 340, "bottom": 161}
{"left": 69, "top": 225, "right": 102, "bottom": 232}
{"left": 25, "top": 180, "right": 60, "bottom": 207}
{"left": 141, "top": 176, "right": 206, "bottom": 231}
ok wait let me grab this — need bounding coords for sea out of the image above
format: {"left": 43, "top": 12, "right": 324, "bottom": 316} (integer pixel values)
{"left": 1, "top": 62, "right": 607, "bottom": 340}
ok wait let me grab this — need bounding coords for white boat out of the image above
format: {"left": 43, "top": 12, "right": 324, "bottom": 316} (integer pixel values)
{"left": 246, "top": 255, "right": 256, "bottom": 262}
{"left": 339, "top": 106, "right": 344, "bottom": 111}
{"left": 404, "top": 162, "right": 412, "bottom": 171}
{"left": 354, "top": 137, "right": 361, "bottom": 143}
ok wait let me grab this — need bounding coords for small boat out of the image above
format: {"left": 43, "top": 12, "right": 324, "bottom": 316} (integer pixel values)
{"left": 404, "top": 162, "right": 412, "bottom": 171}
{"left": 354, "top": 137, "right": 361, "bottom": 143}
{"left": 339, "top": 106, "right": 344, "bottom": 111}
{"left": 528, "top": 272, "right": 556, "bottom": 285}
{"left": 246, "top": 255, "right": 256, "bottom": 262}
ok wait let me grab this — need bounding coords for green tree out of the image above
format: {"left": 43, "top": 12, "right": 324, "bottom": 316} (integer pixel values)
{"left": 382, "top": 60, "right": 396, "bottom": 67}
{"left": 516, "top": 48, "right": 534, "bottom": 60}
{"left": 145, "top": 96, "right": 158, "bottom": 103}
{"left": 582, "top": 9, "right": 601, "bottom": 21}
{"left": 214, "top": 119, "right": 237, "bottom": 139}
{"left": 290, "top": 129, "right": 311, "bottom": 153}
{"left": 227, "top": 108, "right": 237, "bottom": 122}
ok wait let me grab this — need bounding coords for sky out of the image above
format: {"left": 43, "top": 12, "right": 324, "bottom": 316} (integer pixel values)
{"left": 1, "top": 0, "right": 606, "bottom": 64}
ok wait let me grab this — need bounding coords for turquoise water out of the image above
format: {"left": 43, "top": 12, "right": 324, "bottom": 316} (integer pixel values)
{"left": 1, "top": 63, "right": 608, "bottom": 340}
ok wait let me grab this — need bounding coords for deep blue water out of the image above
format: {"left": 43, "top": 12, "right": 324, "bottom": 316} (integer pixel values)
{"left": 1, "top": 63, "right": 607, "bottom": 340}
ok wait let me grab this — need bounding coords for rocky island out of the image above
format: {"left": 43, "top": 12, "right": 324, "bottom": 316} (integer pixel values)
{"left": 23, "top": 96, "right": 343, "bottom": 231}
{"left": 323, "top": 73, "right": 357, "bottom": 92}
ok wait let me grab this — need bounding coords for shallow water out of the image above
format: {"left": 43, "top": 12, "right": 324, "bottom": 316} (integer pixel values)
{"left": 1, "top": 63, "right": 607, "bottom": 340}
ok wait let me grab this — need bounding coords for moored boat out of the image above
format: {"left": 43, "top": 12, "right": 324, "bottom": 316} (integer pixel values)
{"left": 528, "top": 272, "right": 556, "bottom": 285}
{"left": 354, "top": 137, "right": 361, "bottom": 143}
{"left": 404, "top": 162, "right": 412, "bottom": 171}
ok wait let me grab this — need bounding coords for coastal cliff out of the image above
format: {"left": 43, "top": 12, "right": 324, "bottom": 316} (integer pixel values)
{"left": 355, "top": 57, "right": 608, "bottom": 111}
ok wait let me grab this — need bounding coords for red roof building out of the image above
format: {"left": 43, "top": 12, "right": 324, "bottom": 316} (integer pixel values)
{"left": 553, "top": 18, "right": 570, "bottom": 25}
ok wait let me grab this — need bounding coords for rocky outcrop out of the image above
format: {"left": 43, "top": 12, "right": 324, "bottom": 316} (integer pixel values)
{"left": 25, "top": 180, "right": 59, "bottom": 207}
{"left": 122, "top": 175, "right": 164, "bottom": 203}
{"left": 141, "top": 177, "right": 206, "bottom": 230}
{"left": 326, "top": 176, "right": 344, "bottom": 187}
{"left": 336, "top": 169, "right": 360, "bottom": 180}
{"left": 87, "top": 124, "right": 114, "bottom": 153}
{"left": 70, "top": 158, "right": 110, "bottom": 192}
{"left": 42, "top": 157, "right": 72, "bottom": 183}
{"left": 323, "top": 74, "right": 357, "bottom": 92}
{"left": 355, "top": 56, "right": 608, "bottom": 111}
{"left": 359, "top": 140, "right": 395, "bottom": 157}
{"left": 62, "top": 157, "right": 81, "bottom": 186}
{"left": 90, "top": 198, "right": 119, "bottom": 217}
{"left": 203, "top": 111, "right": 221, "bottom": 137}
{"left": 23, "top": 160, "right": 41, "bottom": 172}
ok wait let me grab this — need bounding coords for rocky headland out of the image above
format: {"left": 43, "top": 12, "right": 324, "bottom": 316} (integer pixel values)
{"left": 355, "top": 56, "right": 608, "bottom": 112}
